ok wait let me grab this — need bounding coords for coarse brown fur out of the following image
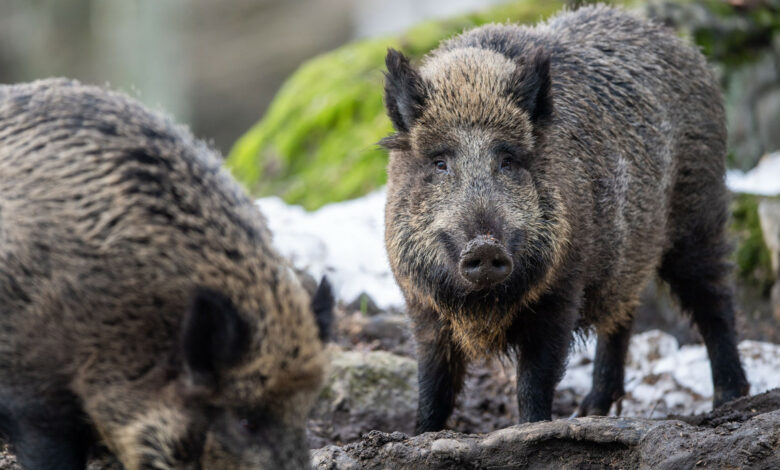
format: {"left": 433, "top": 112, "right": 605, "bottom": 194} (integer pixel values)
{"left": 382, "top": 5, "right": 749, "bottom": 431}
{"left": 0, "top": 79, "right": 332, "bottom": 469}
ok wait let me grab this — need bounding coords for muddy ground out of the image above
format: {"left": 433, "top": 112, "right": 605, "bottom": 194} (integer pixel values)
{"left": 313, "top": 389, "right": 780, "bottom": 469}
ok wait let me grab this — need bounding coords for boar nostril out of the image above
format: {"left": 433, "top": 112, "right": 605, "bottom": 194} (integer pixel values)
{"left": 492, "top": 258, "right": 509, "bottom": 269}
{"left": 459, "top": 237, "right": 513, "bottom": 289}
{"left": 464, "top": 258, "right": 481, "bottom": 270}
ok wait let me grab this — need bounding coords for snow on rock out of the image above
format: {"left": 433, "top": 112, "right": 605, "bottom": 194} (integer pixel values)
{"left": 257, "top": 190, "right": 404, "bottom": 309}
{"left": 561, "top": 330, "right": 780, "bottom": 418}
{"left": 727, "top": 151, "right": 780, "bottom": 195}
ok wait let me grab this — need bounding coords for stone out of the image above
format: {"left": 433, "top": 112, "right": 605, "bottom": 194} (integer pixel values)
{"left": 758, "top": 198, "right": 780, "bottom": 320}
{"left": 758, "top": 198, "right": 780, "bottom": 275}
{"left": 308, "top": 347, "right": 418, "bottom": 447}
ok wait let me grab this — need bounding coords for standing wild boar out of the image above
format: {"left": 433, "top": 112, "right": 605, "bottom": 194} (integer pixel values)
{"left": 382, "top": 5, "right": 749, "bottom": 432}
{"left": 0, "top": 79, "right": 332, "bottom": 469}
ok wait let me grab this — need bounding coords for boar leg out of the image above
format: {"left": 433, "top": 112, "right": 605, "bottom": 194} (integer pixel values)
{"left": 8, "top": 399, "right": 90, "bottom": 470}
{"left": 659, "top": 240, "right": 749, "bottom": 408}
{"left": 414, "top": 315, "right": 468, "bottom": 434}
{"left": 512, "top": 294, "right": 576, "bottom": 423}
{"left": 577, "top": 320, "right": 632, "bottom": 416}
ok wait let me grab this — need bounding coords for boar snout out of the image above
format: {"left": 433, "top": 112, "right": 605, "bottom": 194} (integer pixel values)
{"left": 459, "top": 235, "right": 513, "bottom": 289}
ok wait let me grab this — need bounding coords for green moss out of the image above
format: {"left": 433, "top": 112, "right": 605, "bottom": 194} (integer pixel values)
{"left": 318, "top": 350, "right": 417, "bottom": 406}
{"left": 227, "top": 0, "right": 567, "bottom": 210}
{"left": 730, "top": 193, "right": 775, "bottom": 294}
{"left": 228, "top": 37, "right": 393, "bottom": 209}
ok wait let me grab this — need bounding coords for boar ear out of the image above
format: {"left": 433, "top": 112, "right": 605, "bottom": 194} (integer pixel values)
{"left": 311, "top": 276, "right": 334, "bottom": 343}
{"left": 181, "top": 287, "right": 251, "bottom": 389}
{"left": 508, "top": 49, "right": 552, "bottom": 124}
{"left": 384, "top": 48, "right": 427, "bottom": 133}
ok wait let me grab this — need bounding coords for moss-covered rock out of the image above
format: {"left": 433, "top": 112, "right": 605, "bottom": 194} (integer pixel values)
{"left": 309, "top": 347, "right": 417, "bottom": 445}
{"left": 226, "top": 0, "right": 567, "bottom": 209}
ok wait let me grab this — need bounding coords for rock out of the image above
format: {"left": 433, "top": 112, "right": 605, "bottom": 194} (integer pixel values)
{"left": 755, "top": 86, "right": 780, "bottom": 156}
{"left": 312, "top": 389, "right": 780, "bottom": 469}
{"left": 308, "top": 347, "right": 418, "bottom": 447}
{"left": 337, "top": 311, "right": 415, "bottom": 356}
{"left": 772, "top": 282, "right": 780, "bottom": 322}
{"left": 673, "top": 387, "right": 780, "bottom": 427}
{"left": 359, "top": 314, "right": 409, "bottom": 343}
{"left": 758, "top": 198, "right": 780, "bottom": 320}
{"left": 759, "top": 198, "right": 780, "bottom": 275}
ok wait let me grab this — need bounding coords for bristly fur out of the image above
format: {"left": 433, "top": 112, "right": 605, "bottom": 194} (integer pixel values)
{"left": 0, "top": 78, "right": 331, "bottom": 469}
{"left": 383, "top": 5, "right": 749, "bottom": 431}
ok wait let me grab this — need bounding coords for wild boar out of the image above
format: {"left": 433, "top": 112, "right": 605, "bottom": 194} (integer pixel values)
{"left": 382, "top": 5, "right": 749, "bottom": 431}
{"left": 0, "top": 78, "right": 332, "bottom": 469}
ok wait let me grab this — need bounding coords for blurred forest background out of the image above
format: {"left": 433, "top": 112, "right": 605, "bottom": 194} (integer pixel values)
{"left": 0, "top": 0, "right": 508, "bottom": 155}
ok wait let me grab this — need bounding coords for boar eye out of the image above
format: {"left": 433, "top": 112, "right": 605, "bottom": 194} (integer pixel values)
{"left": 500, "top": 157, "right": 513, "bottom": 171}
{"left": 239, "top": 417, "right": 259, "bottom": 435}
{"left": 433, "top": 160, "right": 448, "bottom": 173}
{"left": 234, "top": 408, "right": 267, "bottom": 436}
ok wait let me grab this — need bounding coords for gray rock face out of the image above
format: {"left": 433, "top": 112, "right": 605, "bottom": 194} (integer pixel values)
{"left": 312, "top": 389, "right": 780, "bottom": 469}
{"left": 726, "top": 48, "right": 780, "bottom": 170}
{"left": 759, "top": 198, "right": 780, "bottom": 320}
{"left": 759, "top": 199, "right": 780, "bottom": 275}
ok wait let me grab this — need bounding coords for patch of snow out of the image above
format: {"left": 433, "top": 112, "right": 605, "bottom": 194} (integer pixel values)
{"left": 257, "top": 190, "right": 404, "bottom": 309}
{"left": 560, "top": 330, "right": 780, "bottom": 418}
{"left": 726, "top": 151, "right": 780, "bottom": 195}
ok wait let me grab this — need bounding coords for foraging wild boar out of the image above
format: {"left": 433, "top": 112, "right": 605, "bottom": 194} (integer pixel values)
{"left": 0, "top": 79, "right": 332, "bottom": 469}
{"left": 382, "top": 5, "right": 750, "bottom": 432}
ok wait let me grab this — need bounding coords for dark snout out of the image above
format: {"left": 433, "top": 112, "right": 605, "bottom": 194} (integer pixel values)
{"left": 458, "top": 235, "right": 513, "bottom": 289}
